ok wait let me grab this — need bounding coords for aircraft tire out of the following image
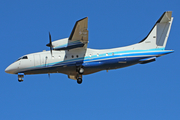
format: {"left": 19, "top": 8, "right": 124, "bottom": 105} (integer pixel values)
{"left": 18, "top": 79, "right": 23, "bottom": 82}
{"left": 77, "top": 78, "right": 82, "bottom": 84}
{"left": 78, "top": 68, "right": 84, "bottom": 74}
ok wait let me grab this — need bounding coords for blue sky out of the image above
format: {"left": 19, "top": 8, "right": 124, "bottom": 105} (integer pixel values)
{"left": 1, "top": 0, "right": 180, "bottom": 119}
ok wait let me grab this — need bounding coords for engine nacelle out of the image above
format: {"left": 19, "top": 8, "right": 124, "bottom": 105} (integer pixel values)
{"left": 52, "top": 38, "right": 85, "bottom": 50}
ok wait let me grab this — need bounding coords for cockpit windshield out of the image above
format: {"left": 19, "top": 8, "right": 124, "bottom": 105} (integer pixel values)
{"left": 16, "top": 56, "right": 28, "bottom": 61}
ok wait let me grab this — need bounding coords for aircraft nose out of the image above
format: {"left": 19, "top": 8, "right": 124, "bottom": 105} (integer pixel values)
{"left": 5, "top": 63, "right": 18, "bottom": 74}
{"left": 5, "top": 66, "right": 11, "bottom": 74}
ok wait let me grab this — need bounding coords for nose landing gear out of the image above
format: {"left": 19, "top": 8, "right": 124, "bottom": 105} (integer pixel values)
{"left": 18, "top": 73, "right": 24, "bottom": 82}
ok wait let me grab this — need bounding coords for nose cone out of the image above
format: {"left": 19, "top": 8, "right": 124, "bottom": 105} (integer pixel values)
{"left": 5, "top": 62, "right": 18, "bottom": 74}
{"left": 5, "top": 66, "right": 12, "bottom": 74}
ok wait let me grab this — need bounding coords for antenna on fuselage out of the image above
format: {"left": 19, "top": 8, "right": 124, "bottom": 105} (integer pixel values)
{"left": 48, "top": 73, "right": 50, "bottom": 79}
{"left": 46, "top": 32, "right": 53, "bottom": 56}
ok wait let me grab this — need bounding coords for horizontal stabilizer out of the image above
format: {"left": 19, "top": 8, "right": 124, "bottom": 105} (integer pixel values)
{"left": 139, "top": 57, "right": 156, "bottom": 64}
{"left": 139, "top": 57, "right": 156, "bottom": 62}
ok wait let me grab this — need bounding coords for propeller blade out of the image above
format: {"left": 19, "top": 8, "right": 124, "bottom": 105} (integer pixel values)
{"left": 46, "top": 32, "right": 52, "bottom": 47}
{"left": 50, "top": 46, "right": 52, "bottom": 55}
{"left": 46, "top": 32, "right": 53, "bottom": 56}
{"left": 49, "top": 32, "right": 52, "bottom": 45}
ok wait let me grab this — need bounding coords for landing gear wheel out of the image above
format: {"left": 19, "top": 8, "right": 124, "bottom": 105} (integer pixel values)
{"left": 76, "top": 66, "right": 84, "bottom": 74}
{"left": 79, "top": 68, "right": 84, "bottom": 74}
{"left": 77, "top": 67, "right": 84, "bottom": 74}
{"left": 18, "top": 80, "right": 23, "bottom": 82}
{"left": 18, "top": 78, "right": 23, "bottom": 82}
{"left": 77, "top": 78, "right": 82, "bottom": 84}
{"left": 18, "top": 74, "right": 24, "bottom": 82}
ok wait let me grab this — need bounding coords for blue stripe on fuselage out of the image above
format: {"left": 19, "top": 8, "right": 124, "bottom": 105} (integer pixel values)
{"left": 41, "top": 49, "right": 173, "bottom": 67}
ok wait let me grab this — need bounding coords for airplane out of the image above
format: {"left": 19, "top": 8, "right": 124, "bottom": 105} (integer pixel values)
{"left": 5, "top": 11, "right": 174, "bottom": 84}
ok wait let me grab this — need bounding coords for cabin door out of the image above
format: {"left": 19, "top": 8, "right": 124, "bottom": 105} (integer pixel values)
{"left": 34, "top": 54, "right": 41, "bottom": 67}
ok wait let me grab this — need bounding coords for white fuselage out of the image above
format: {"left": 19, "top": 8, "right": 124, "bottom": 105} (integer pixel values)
{"left": 5, "top": 46, "right": 173, "bottom": 76}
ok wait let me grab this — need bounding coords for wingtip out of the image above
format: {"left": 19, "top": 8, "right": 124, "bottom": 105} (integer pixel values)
{"left": 77, "top": 17, "right": 88, "bottom": 22}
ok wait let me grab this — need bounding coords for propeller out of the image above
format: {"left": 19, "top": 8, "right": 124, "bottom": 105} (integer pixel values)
{"left": 46, "top": 32, "right": 53, "bottom": 56}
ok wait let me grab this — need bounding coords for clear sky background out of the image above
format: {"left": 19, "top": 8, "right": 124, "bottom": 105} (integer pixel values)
{"left": 1, "top": 0, "right": 180, "bottom": 120}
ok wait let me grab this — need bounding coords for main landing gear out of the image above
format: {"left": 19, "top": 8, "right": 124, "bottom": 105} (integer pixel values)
{"left": 76, "top": 66, "right": 84, "bottom": 84}
{"left": 77, "top": 77, "right": 82, "bottom": 84}
{"left": 76, "top": 67, "right": 84, "bottom": 74}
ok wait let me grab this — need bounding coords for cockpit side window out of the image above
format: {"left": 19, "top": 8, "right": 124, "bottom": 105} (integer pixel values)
{"left": 22, "top": 56, "right": 28, "bottom": 59}
{"left": 17, "top": 56, "right": 28, "bottom": 61}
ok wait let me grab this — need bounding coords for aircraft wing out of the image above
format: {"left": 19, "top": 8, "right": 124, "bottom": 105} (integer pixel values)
{"left": 51, "top": 17, "right": 88, "bottom": 50}
{"left": 69, "top": 17, "right": 88, "bottom": 44}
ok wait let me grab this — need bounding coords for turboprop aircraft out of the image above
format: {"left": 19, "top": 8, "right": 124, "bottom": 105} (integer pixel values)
{"left": 5, "top": 11, "right": 174, "bottom": 84}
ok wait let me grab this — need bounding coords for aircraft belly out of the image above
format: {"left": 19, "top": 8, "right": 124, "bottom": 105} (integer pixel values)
{"left": 22, "top": 55, "right": 153, "bottom": 75}
{"left": 82, "top": 56, "right": 142, "bottom": 74}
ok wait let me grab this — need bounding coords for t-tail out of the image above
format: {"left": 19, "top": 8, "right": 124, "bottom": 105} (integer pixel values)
{"left": 133, "top": 11, "right": 173, "bottom": 50}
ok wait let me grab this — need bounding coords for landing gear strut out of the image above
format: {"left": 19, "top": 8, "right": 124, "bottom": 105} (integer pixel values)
{"left": 76, "top": 66, "right": 84, "bottom": 84}
{"left": 18, "top": 74, "right": 24, "bottom": 82}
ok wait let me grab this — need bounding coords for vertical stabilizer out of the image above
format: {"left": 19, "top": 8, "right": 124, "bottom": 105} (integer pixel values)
{"left": 138, "top": 11, "right": 173, "bottom": 50}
